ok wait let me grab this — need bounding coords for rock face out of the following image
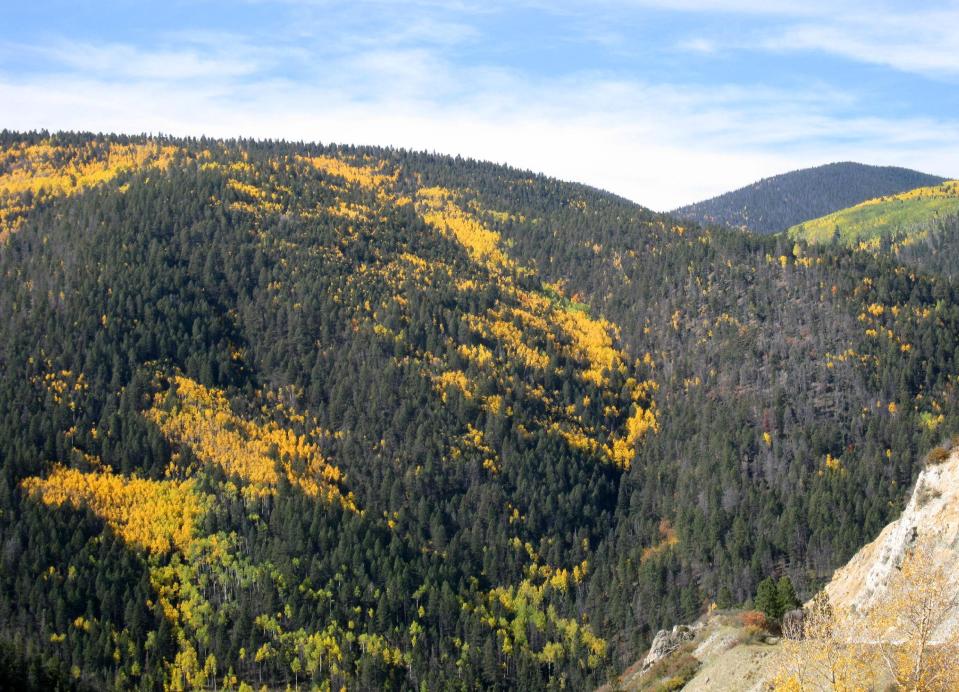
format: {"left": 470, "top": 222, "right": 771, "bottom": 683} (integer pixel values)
{"left": 641, "top": 625, "right": 695, "bottom": 671}
{"left": 823, "top": 449, "right": 959, "bottom": 640}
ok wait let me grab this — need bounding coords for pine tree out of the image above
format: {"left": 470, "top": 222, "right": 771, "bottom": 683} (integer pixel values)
{"left": 755, "top": 577, "right": 780, "bottom": 620}
{"left": 716, "top": 585, "right": 734, "bottom": 610}
{"left": 776, "top": 576, "right": 800, "bottom": 615}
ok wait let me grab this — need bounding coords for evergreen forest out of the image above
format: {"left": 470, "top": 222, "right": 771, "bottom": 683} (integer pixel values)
{"left": 2, "top": 132, "right": 959, "bottom": 690}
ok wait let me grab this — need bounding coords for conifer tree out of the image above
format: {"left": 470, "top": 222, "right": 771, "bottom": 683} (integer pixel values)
{"left": 776, "top": 576, "right": 800, "bottom": 615}
{"left": 755, "top": 577, "right": 781, "bottom": 620}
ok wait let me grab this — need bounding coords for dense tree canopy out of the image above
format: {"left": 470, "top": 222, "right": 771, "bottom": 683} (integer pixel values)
{"left": 2, "top": 132, "right": 959, "bottom": 689}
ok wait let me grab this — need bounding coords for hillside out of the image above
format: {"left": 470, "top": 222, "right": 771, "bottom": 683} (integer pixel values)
{"left": 824, "top": 444, "right": 959, "bottom": 635}
{"left": 673, "top": 162, "right": 946, "bottom": 234}
{"left": 614, "top": 446, "right": 959, "bottom": 689}
{"left": 4, "top": 132, "right": 959, "bottom": 689}
{"left": 788, "top": 179, "right": 959, "bottom": 249}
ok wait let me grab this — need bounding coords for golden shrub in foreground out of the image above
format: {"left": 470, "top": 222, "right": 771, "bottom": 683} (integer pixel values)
{"left": 775, "top": 536, "right": 959, "bottom": 691}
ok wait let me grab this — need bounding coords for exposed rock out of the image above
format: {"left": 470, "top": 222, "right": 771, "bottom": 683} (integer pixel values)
{"left": 823, "top": 448, "right": 959, "bottom": 641}
{"left": 641, "top": 624, "right": 695, "bottom": 670}
{"left": 692, "top": 628, "right": 737, "bottom": 660}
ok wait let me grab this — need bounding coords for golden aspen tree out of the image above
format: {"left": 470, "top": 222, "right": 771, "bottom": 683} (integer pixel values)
{"left": 776, "top": 536, "right": 959, "bottom": 691}
{"left": 863, "top": 538, "right": 959, "bottom": 691}
{"left": 774, "top": 592, "right": 877, "bottom": 691}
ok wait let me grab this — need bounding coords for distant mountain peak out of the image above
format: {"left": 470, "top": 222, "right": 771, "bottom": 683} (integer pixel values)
{"left": 673, "top": 162, "right": 947, "bottom": 235}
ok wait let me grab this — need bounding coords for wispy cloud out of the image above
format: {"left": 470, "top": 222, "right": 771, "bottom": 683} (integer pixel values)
{"left": 1, "top": 1, "right": 956, "bottom": 209}
{"left": 766, "top": 10, "right": 959, "bottom": 77}
{"left": 3, "top": 32, "right": 956, "bottom": 209}
{"left": 616, "top": 0, "right": 959, "bottom": 78}
{"left": 41, "top": 43, "right": 261, "bottom": 81}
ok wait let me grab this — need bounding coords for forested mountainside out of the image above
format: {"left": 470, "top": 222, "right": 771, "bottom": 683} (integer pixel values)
{"left": 673, "top": 162, "right": 945, "bottom": 234}
{"left": 892, "top": 213, "right": 959, "bottom": 280}
{"left": 3, "top": 132, "right": 959, "bottom": 690}
{"left": 789, "top": 179, "right": 959, "bottom": 248}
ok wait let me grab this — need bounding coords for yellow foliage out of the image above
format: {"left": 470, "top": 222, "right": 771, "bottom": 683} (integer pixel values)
{"left": 300, "top": 155, "right": 396, "bottom": 190}
{"left": 484, "top": 394, "right": 505, "bottom": 416}
{"left": 824, "top": 453, "right": 843, "bottom": 472}
{"left": 606, "top": 403, "right": 658, "bottom": 470}
{"left": 551, "top": 304, "right": 624, "bottom": 387}
{"left": 433, "top": 369, "right": 474, "bottom": 401}
{"left": 450, "top": 423, "right": 499, "bottom": 472}
{"left": 0, "top": 140, "right": 177, "bottom": 240}
{"left": 147, "top": 375, "right": 356, "bottom": 510}
{"left": 775, "top": 592, "right": 877, "bottom": 691}
{"left": 32, "top": 368, "right": 89, "bottom": 407}
{"left": 550, "top": 424, "right": 601, "bottom": 456}
{"left": 864, "top": 538, "right": 959, "bottom": 690}
{"left": 464, "top": 312, "right": 550, "bottom": 371}
{"left": 478, "top": 557, "right": 604, "bottom": 669}
{"left": 457, "top": 342, "right": 494, "bottom": 367}
{"left": 416, "top": 187, "right": 514, "bottom": 271}
{"left": 467, "top": 199, "right": 525, "bottom": 224}
{"left": 921, "top": 412, "right": 945, "bottom": 431}
{"left": 670, "top": 309, "right": 682, "bottom": 331}
{"left": 327, "top": 199, "right": 372, "bottom": 221}
{"left": 22, "top": 465, "right": 205, "bottom": 554}
{"left": 779, "top": 539, "right": 959, "bottom": 690}
{"left": 226, "top": 178, "right": 269, "bottom": 200}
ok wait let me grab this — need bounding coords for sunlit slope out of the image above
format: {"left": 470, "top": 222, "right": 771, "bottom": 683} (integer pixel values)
{"left": 0, "top": 135, "right": 176, "bottom": 241}
{"left": 0, "top": 133, "right": 661, "bottom": 690}
{"left": 6, "top": 133, "right": 959, "bottom": 690}
{"left": 788, "top": 180, "right": 959, "bottom": 248}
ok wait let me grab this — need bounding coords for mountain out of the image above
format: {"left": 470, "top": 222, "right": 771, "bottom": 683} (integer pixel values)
{"left": 4, "top": 132, "right": 959, "bottom": 690}
{"left": 673, "top": 162, "right": 947, "bottom": 234}
{"left": 788, "top": 179, "right": 959, "bottom": 248}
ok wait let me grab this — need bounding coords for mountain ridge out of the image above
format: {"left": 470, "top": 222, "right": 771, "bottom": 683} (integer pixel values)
{"left": 673, "top": 162, "right": 947, "bottom": 234}
{"left": 787, "top": 179, "right": 959, "bottom": 250}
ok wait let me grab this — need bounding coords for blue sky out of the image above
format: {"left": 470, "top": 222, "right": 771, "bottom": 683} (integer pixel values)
{"left": 2, "top": 1, "right": 958, "bottom": 209}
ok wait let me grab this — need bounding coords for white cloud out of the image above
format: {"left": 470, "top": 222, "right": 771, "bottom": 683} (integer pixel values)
{"left": 767, "top": 10, "right": 959, "bottom": 77}
{"left": 676, "top": 37, "right": 716, "bottom": 54}
{"left": 627, "top": 0, "right": 959, "bottom": 78}
{"left": 3, "top": 41, "right": 957, "bottom": 211}
{"left": 20, "top": 37, "right": 272, "bottom": 82}
{"left": 2, "top": 2, "right": 958, "bottom": 210}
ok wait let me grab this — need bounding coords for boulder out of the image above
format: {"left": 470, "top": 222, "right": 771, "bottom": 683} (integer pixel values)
{"left": 641, "top": 624, "right": 695, "bottom": 671}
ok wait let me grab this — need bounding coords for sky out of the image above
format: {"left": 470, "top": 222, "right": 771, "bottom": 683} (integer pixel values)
{"left": 2, "top": 1, "right": 958, "bottom": 210}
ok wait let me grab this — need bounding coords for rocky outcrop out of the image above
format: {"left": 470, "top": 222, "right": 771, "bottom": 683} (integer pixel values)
{"left": 823, "top": 449, "right": 959, "bottom": 640}
{"left": 614, "top": 449, "right": 959, "bottom": 690}
{"left": 641, "top": 625, "right": 696, "bottom": 671}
